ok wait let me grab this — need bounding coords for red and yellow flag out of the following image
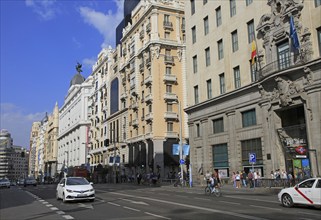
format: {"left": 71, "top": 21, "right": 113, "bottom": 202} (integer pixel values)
{"left": 251, "top": 40, "right": 257, "bottom": 65}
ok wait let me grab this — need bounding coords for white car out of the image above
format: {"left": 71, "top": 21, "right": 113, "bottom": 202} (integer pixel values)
{"left": 0, "top": 178, "right": 11, "bottom": 188}
{"left": 56, "top": 177, "right": 95, "bottom": 202}
{"left": 278, "top": 178, "right": 321, "bottom": 208}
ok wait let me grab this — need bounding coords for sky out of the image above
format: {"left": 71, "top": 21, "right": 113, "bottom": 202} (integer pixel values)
{"left": 0, "top": 0, "right": 124, "bottom": 149}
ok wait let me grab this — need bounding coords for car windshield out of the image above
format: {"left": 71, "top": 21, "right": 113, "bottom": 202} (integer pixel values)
{"left": 0, "top": 179, "right": 9, "bottom": 182}
{"left": 66, "top": 178, "right": 89, "bottom": 185}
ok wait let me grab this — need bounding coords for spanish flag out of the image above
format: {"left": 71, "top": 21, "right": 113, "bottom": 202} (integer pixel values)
{"left": 251, "top": 39, "right": 257, "bottom": 65}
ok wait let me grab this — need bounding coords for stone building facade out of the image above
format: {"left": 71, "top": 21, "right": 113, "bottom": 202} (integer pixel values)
{"left": 184, "top": 0, "right": 321, "bottom": 184}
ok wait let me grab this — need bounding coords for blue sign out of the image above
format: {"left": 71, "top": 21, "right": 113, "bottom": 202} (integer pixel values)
{"left": 179, "top": 159, "right": 185, "bottom": 165}
{"left": 172, "top": 144, "right": 179, "bottom": 155}
{"left": 183, "top": 145, "right": 190, "bottom": 156}
{"left": 249, "top": 153, "right": 256, "bottom": 163}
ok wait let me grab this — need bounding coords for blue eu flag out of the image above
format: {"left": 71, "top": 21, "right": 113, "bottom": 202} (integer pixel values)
{"left": 290, "top": 16, "right": 300, "bottom": 50}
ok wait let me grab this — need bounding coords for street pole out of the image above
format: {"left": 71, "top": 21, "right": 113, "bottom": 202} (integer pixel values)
{"left": 113, "top": 129, "right": 117, "bottom": 184}
{"left": 178, "top": 100, "right": 184, "bottom": 184}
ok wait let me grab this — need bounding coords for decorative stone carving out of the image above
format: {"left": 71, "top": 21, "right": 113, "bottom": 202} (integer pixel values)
{"left": 303, "top": 66, "right": 313, "bottom": 85}
{"left": 177, "top": 48, "right": 182, "bottom": 62}
{"left": 151, "top": 45, "right": 160, "bottom": 59}
{"left": 300, "top": 28, "right": 313, "bottom": 62}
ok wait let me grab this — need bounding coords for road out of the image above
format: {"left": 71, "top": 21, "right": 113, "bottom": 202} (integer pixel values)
{"left": 1, "top": 183, "right": 320, "bottom": 220}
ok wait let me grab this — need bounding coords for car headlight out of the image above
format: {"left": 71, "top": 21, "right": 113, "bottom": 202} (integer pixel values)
{"left": 66, "top": 189, "right": 73, "bottom": 193}
{"left": 89, "top": 188, "right": 94, "bottom": 192}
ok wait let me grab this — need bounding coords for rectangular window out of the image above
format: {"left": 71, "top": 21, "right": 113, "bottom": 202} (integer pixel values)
{"left": 166, "top": 66, "right": 171, "bottom": 75}
{"left": 218, "top": 39, "right": 224, "bottom": 60}
{"left": 246, "top": 0, "right": 253, "bottom": 6}
{"left": 164, "top": 14, "right": 170, "bottom": 22}
{"left": 219, "top": 73, "right": 225, "bottom": 94}
{"left": 315, "top": 0, "right": 321, "bottom": 7}
{"left": 250, "top": 62, "right": 257, "bottom": 82}
{"left": 317, "top": 27, "right": 321, "bottom": 56}
{"left": 247, "top": 20, "right": 255, "bottom": 43}
{"left": 205, "top": 47, "right": 211, "bottom": 67}
{"left": 242, "top": 109, "right": 257, "bottom": 127}
{"left": 204, "top": 16, "right": 209, "bottom": 35}
{"left": 231, "top": 30, "right": 238, "bottom": 52}
{"left": 206, "top": 79, "right": 212, "bottom": 99}
{"left": 234, "top": 66, "right": 241, "bottom": 89}
{"left": 166, "top": 85, "right": 172, "bottom": 93}
{"left": 192, "top": 26, "right": 196, "bottom": 44}
{"left": 167, "top": 122, "right": 173, "bottom": 132}
{"left": 216, "top": 7, "right": 222, "bottom": 27}
{"left": 277, "top": 41, "right": 290, "bottom": 70}
{"left": 196, "top": 123, "right": 201, "bottom": 137}
{"left": 241, "top": 138, "right": 262, "bottom": 166}
{"left": 230, "top": 0, "right": 236, "bottom": 17}
{"left": 164, "top": 31, "right": 170, "bottom": 39}
{"left": 213, "top": 144, "right": 228, "bottom": 168}
{"left": 191, "top": 0, "right": 195, "bottom": 15}
{"left": 193, "top": 55, "right": 198, "bottom": 73}
{"left": 194, "top": 85, "right": 199, "bottom": 104}
{"left": 212, "top": 118, "right": 224, "bottom": 133}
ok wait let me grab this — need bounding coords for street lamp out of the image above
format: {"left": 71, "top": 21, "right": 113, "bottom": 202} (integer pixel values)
{"left": 170, "top": 100, "right": 184, "bottom": 184}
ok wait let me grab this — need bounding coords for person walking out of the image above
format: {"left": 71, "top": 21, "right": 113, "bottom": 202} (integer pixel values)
{"left": 235, "top": 171, "right": 241, "bottom": 188}
{"left": 248, "top": 171, "right": 254, "bottom": 188}
{"left": 231, "top": 172, "right": 236, "bottom": 188}
{"left": 242, "top": 171, "right": 247, "bottom": 187}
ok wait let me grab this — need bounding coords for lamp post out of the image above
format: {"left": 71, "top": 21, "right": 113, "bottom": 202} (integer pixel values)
{"left": 170, "top": 100, "right": 184, "bottom": 184}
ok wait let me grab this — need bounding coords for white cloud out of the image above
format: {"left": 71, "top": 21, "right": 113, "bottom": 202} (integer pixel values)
{"left": 25, "top": 0, "right": 58, "bottom": 21}
{"left": 82, "top": 57, "right": 96, "bottom": 69}
{"left": 0, "top": 103, "right": 45, "bottom": 149}
{"left": 72, "top": 37, "right": 82, "bottom": 48}
{"left": 79, "top": 0, "right": 124, "bottom": 48}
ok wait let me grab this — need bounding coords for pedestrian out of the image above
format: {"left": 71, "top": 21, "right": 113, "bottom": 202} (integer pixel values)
{"left": 231, "top": 172, "right": 236, "bottom": 188}
{"left": 242, "top": 171, "right": 247, "bottom": 187}
{"left": 248, "top": 171, "right": 254, "bottom": 188}
{"left": 235, "top": 171, "right": 241, "bottom": 188}
{"left": 137, "top": 173, "right": 142, "bottom": 185}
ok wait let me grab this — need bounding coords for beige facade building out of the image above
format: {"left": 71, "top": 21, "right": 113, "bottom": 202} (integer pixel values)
{"left": 117, "top": 0, "right": 187, "bottom": 178}
{"left": 185, "top": 0, "right": 321, "bottom": 184}
{"left": 44, "top": 102, "right": 59, "bottom": 179}
{"left": 29, "top": 122, "right": 40, "bottom": 177}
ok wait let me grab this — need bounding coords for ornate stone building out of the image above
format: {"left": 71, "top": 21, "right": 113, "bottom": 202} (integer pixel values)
{"left": 185, "top": 0, "right": 321, "bottom": 184}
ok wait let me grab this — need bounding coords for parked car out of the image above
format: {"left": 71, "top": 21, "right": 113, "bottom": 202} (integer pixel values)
{"left": 56, "top": 177, "right": 95, "bottom": 203}
{"left": 0, "top": 178, "right": 11, "bottom": 188}
{"left": 278, "top": 177, "right": 321, "bottom": 208}
{"left": 17, "top": 179, "right": 25, "bottom": 185}
{"left": 24, "top": 177, "right": 37, "bottom": 187}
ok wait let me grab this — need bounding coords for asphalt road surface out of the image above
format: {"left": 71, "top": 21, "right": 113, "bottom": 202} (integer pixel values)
{"left": 1, "top": 183, "right": 320, "bottom": 220}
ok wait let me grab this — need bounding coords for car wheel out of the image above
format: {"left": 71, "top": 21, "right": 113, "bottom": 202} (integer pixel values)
{"left": 281, "top": 193, "right": 293, "bottom": 207}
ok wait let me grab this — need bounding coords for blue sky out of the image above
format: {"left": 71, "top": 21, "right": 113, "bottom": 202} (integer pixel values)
{"left": 0, "top": 0, "right": 124, "bottom": 148}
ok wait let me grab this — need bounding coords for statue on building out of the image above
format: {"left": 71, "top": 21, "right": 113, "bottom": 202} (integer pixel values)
{"left": 76, "top": 62, "right": 83, "bottom": 74}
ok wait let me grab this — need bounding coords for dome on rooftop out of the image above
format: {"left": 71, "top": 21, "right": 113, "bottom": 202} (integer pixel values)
{"left": 70, "top": 73, "right": 85, "bottom": 87}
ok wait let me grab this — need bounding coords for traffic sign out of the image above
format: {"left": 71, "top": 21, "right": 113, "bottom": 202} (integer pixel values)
{"left": 249, "top": 153, "right": 256, "bottom": 163}
{"left": 179, "top": 159, "right": 185, "bottom": 165}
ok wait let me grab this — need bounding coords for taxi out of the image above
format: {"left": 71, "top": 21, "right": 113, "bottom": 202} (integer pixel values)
{"left": 278, "top": 177, "right": 321, "bottom": 208}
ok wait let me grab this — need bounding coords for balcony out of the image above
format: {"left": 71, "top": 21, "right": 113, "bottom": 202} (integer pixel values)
{"left": 163, "top": 74, "right": 177, "bottom": 83}
{"left": 144, "top": 75, "right": 152, "bottom": 85}
{"left": 139, "top": 62, "right": 144, "bottom": 71}
{"left": 140, "top": 30, "right": 144, "bottom": 39}
{"left": 132, "top": 118, "right": 139, "bottom": 127}
{"left": 146, "top": 23, "right": 151, "bottom": 33}
{"left": 145, "top": 93, "right": 153, "bottom": 103}
{"left": 164, "top": 55, "right": 174, "bottom": 65}
{"left": 164, "top": 93, "right": 178, "bottom": 101}
{"left": 146, "top": 57, "right": 151, "bottom": 67}
{"left": 163, "top": 21, "right": 173, "bottom": 30}
{"left": 181, "top": 23, "right": 185, "bottom": 32}
{"left": 145, "top": 113, "right": 153, "bottom": 122}
{"left": 164, "top": 112, "right": 178, "bottom": 121}
{"left": 120, "top": 92, "right": 127, "bottom": 100}
{"left": 130, "top": 101, "right": 138, "bottom": 110}
{"left": 164, "top": 131, "right": 178, "bottom": 139}
{"left": 145, "top": 132, "right": 153, "bottom": 139}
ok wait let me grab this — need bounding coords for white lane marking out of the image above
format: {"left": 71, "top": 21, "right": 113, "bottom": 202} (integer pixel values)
{"left": 109, "top": 191, "right": 268, "bottom": 220}
{"left": 224, "top": 195, "right": 279, "bottom": 204}
{"left": 249, "top": 205, "right": 282, "bottom": 211}
{"left": 42, "top": 201, "right": 49, "bottom": 204}
{"left": 108, "top": 202, "right": 121, "bottom": 206}
{"left": 157, "top": 193, "right": 170, "bottom": 196}
{"left": 123, "top": 206, "right": 141, "bottom": 212}
{"left": 193, "top": 197, "right": 210, "bottom": 201}
{"left": 56, "top": 211, "right": 65, "bottom": 215}
{"left": 39, "top": 199, "right": 45, "bottom": 202}
{"left": 219, "top": 201, "right": 241, "bottom": 205}
{"left": 144, "top": 212, "right": 171, "bottom": 220}
{"left": 122, "top": 198, "right": 149, "bottom": 205}
{"left": 46, "top": 204, "right": 53, "bottom": 207}
{"left": 51, "top": 207, "right": 59, "bottom": 211}
{"left": 78, "top": 203, "right": 93, "bottom": 209}
{"left": 62, "top": 215, "right": 74, "bottom": 219}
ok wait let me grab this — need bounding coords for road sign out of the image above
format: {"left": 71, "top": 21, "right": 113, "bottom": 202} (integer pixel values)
{"left": 179, "top": 159, "right": 185, "bottom": 165}
{"left": 249, "top": 153, "right": 256, "bottom": 163}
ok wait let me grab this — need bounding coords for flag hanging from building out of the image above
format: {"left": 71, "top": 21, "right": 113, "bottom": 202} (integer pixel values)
{"left": 251, "top": 39, "right": 257, "bottom": 65}
{"left": 290, "top": 16, "right": 300, "bottom": 50}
